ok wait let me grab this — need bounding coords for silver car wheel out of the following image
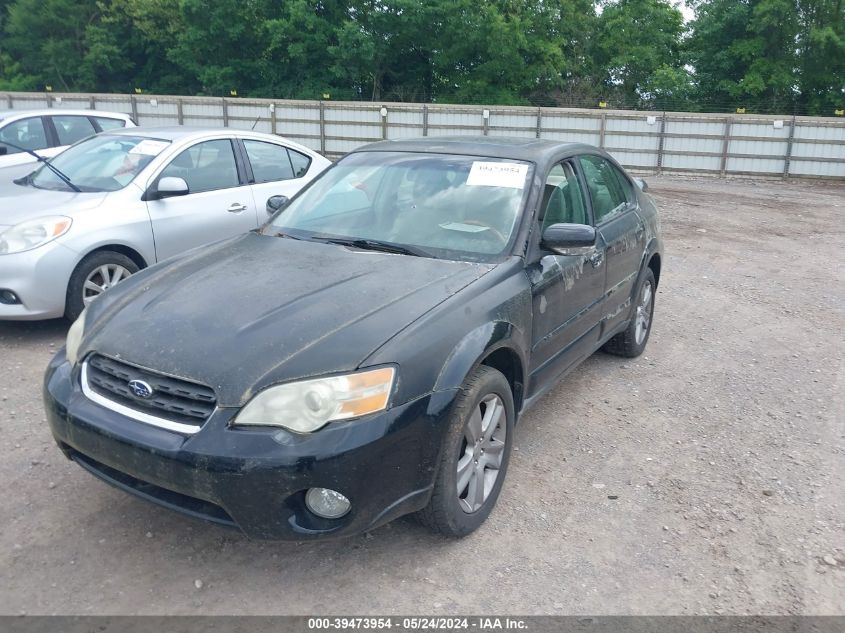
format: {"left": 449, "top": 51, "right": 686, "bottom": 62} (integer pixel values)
{"left": 456, "top": 393, "right": 507, "bottom": 513}
{"left": 634, "top": 280, "right": 653, "bottom": 345}
{"left": 83, "top": 264, "right": 131, "bottom": 305}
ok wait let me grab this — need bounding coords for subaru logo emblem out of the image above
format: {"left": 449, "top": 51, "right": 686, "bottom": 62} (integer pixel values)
{"left": 128, "top": 379, "right": 154, "bottom": 399}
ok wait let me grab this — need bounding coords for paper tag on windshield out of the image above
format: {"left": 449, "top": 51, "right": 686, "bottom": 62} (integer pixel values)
{"left": 467, "top": 161, "right": 528, "bottom": 189}
{"left": 129, "top": 139, "right": 169, "bottom": 156}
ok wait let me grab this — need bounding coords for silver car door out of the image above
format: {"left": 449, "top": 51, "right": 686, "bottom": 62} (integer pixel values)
{"left": 144, "top": 138, "right": 258, "bottom": 262}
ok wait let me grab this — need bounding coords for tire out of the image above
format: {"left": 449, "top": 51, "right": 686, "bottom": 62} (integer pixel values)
{"left": 603, "top": 267, "right": 656, "bottom": 358}
{"left": 65, "top": 251, "right": 139, "bottom": 321}
{"left": 416, "top": 365, "right": 514, "bottom": 537}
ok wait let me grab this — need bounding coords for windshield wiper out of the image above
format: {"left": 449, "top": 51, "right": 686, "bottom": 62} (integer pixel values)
{"left": 2, "top": 141, "right": 81, "bottom": 192}
{"left": 318, "top": 237, "right": 429, "bottom": 258}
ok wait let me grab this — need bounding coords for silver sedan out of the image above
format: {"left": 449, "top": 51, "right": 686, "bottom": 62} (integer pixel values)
{"left": 0, "top": 127, "right": 331, "bottom": 320}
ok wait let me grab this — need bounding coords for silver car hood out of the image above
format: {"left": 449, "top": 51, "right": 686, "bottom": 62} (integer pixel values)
{"left": 0, "top": 183, "right": 110, "bottom": 228}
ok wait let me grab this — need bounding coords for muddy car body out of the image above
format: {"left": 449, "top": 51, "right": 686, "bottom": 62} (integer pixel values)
{"left": 44, "top": 137, "right": 662, "bottom": 539}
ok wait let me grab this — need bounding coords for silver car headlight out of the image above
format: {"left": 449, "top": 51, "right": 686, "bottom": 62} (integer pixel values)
{"left": 65, "top": 308, "right": 87, "bottom": 366}
{"left": 234, "top": 367, "right": 395, "bottom": 433}
{"left": 0, "top": 216, "right": 72, "bottom": 254}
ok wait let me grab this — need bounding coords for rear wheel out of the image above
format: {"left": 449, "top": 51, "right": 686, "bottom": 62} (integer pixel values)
{"left": 65, "top": 251, "right": 139, "bottom": 320}
{"left": 603, "top": 267, "right": 656, "bottom": 358}
{"left": 416, "top": 365, "right": 514, "bottom": 536}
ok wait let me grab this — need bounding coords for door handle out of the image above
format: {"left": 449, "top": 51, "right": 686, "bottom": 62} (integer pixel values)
{"left": 227, "top": 203, "right": 247, "bottom": 213}
{"left": 587, "top": 250, "right": 604, "bottom": 268}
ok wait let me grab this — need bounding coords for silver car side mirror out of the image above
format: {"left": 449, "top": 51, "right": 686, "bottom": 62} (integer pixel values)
{"left": 156, "top": 176, "right": 190, "bottom": 199}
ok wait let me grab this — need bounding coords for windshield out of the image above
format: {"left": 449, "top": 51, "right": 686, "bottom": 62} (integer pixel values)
{"left": 265, "top": 151, "right": 531, "bottom": 261}
{"left": 30, "top": 135, "right": 171, "bottom": 192}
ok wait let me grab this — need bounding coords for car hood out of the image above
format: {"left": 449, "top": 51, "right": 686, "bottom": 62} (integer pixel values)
{"left": 0, "top": 181, "right": 110, "bottom": 227}
{"left": 81, "top": 232, "right": 495, "bottom": 407}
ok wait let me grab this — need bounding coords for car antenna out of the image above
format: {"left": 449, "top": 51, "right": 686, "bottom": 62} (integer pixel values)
{"left": 1, "top": 140, "right": 81, "bottom": 192}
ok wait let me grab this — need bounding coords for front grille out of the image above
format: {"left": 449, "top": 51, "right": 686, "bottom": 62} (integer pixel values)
{"left": 85, "top": 354, "right": 216, "bottom": 428}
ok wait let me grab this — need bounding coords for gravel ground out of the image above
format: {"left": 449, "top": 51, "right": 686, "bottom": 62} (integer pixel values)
{"left": 1, "top": 175, "right": 843, "bottom": 615}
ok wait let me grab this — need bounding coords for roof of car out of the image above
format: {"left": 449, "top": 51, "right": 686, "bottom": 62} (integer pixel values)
{"left": 102, "top": 126, "right": 294, "bottom": 142}
{"left": 354, "top": 136, "right": 597, "bottom": 163}
{"left": 0, "top": 109, "right": 132, "bottom": 120}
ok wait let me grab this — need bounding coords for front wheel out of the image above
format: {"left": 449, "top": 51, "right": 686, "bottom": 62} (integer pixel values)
{"left": 416, "top": 365, "right": 514, "bottom": 537}
{"left": 603, "top": 267, "right": 656, "bottom": 358}
{"left": 65, "top": 251, "right": 139, "bottom": 320}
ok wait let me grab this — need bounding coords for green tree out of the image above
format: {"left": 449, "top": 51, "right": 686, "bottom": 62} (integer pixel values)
{"left": 594, "top": 0, "right": 687, "bottom": 108}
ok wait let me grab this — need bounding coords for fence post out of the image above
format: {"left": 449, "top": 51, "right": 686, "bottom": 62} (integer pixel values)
{"left": 657, "top": 112, "right": 667, "bottom": 174}
{"left": 536, "top": 107, "right": 542, "bottom": 139}
{"left": 720, "top": 116, "right": 733, "bottom": 177}
{"left": 177, "top": 98, "right": 184, "bottom": 125}
{"left": 89, "top": 95, "right": 95, "bottom": 110}
{"left": 130, "top": 95, "right": 138, "bottom": 123}
{"left": 482, "top": 109, "right": 489, "bottom": 136}
{"left": 46, "top": 91, "right": 52, "bottom": 108}
{"left": 422, "top": 104, "right": 428, "bottom": 136}
{"left": 783, "top": 114, "right": 797, "bottom": 179}
{"left": 222, "top": 98, "right": 229, "bottom": 127}
{"left": 6, "top": 94, "right": 12, "bottom": 108}
{"left": 381, "top": 106, "right": 388, "bottom": 140}
{"left": 271, "top": 103, "right": 277, "bottom": 135}
{"left": 599, "top": 112, "right": 607, "bottom": 148}
{"left": 319, "top": 101, "right": 326, "bottom": 155}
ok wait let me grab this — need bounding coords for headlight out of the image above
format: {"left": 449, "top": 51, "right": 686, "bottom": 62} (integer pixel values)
{"left": 234, "top": 367, "right": 395, "bottom": 433}
{"left": 0, "top": 216, "right": 72, "bottom": 254}
{"left": 65, "top": 308, "right": 87, "bottom": 365}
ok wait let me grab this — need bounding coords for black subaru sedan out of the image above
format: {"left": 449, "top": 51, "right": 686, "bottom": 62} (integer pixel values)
{"left": 44, "top": 137, "right": 662, "bottom": 539}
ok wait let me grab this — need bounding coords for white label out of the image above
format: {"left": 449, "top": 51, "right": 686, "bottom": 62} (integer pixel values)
{"left": 129, "top": 139, "right": 169, "bottom": 156}
{"left": 773, "top": 120, "right": 784, "bottom": 129}
{"left": 647, "top": 116, "right": 657, "bottom": 125}
{"left": 466, "top": 161, "right": 528, "bottom": 189}
{"left": 439, "top": 222, "right": 491, "bottom": 233}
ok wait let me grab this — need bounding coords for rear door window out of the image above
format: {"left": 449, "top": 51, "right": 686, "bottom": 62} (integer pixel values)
{"left": 52, "top": 115, "right": 97, "bottom": 146}
{"left": 243, "top": 140, "right": 295, "bottom": 183}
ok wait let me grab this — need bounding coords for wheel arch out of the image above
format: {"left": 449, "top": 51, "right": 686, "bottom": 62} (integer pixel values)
{"left": 647, "top": 251, "right": 661, "bottom": 288}
{"left": 433, "top": 321, "right": 527, "bottom": 417}
{"left": 76, "top": 244, "right": 149, "bottom": 271}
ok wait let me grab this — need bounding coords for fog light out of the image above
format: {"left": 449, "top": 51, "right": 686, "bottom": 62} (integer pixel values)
{"left": 0, "top": 289, "right": 21, "bottom": 305}
{"left": 305, "top": 487, "right": 351, "bottom": 519}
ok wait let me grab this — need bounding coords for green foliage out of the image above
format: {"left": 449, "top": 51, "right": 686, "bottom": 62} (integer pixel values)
{"left": 0, "top": 0, "right": 841, "bottom": 114}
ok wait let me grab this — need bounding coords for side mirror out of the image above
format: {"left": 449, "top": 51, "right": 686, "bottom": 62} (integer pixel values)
{"left": 266, "top": 195, "right": 289, "bottom": 215}
{"left": 634, "top": 177, "right": 648, "bottom": 192}
{"left": 155, "top": 176, "right": 189, "bottom": 199}
{"left": 541, "top": 223, "right": 596, "bottom": 253}
{"left": 0, "top": 145, "right": 8, "bottom": 156}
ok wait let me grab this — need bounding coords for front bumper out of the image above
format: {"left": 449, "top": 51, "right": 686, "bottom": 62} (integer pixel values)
{"left": 44, "top": 351, "right": 457, "bottom": 539}
{"left": 0, "top": 240, "right": 76, "bottom": 320}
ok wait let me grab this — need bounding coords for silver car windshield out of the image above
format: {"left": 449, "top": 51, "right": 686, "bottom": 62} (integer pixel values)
{"left": 30, "top": 135, "right": 171, "bottom": 192}
{"left": 266, "top": 151, "right": 532, "bottom": 261}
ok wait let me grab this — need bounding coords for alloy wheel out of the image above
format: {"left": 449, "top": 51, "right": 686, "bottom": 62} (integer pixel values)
{"left": 634, "top": 280, "right": 653, "bottom": 345}
{"left": 83, "top": 264, "right": 132, "bottom": 305}
{"left": 456, "top": 393, "right": 507, "bottom": 513}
